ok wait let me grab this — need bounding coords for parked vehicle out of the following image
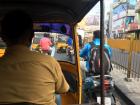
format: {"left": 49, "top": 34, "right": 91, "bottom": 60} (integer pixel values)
{"left": 56, "top": 37, "right": 68, "bottom": 53}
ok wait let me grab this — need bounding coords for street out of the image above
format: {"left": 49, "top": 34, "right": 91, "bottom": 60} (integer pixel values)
{"left": 53, "top": 51, "right": 128, "bottom": 105}
{"left": 54, "top": 52, "right": 69, "bottom": 61}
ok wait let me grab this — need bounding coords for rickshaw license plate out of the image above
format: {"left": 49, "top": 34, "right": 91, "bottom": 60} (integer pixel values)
{"left": 97, "top": 97, "right": 111, "bottom": 105}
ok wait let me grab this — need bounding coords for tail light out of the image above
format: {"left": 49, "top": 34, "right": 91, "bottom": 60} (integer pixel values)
{"left": 104, "top": 80, "right": 110, "bottom": 91}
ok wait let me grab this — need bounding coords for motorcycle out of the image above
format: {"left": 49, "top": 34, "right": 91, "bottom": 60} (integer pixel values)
{"left": 83, "top": 75, "right": 116, "bottom": 105}
{"left": 33, "top": 45, "right": 56, "bottom": 57}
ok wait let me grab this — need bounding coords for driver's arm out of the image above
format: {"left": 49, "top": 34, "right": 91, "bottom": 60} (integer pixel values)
{"left": 54, "top": 61, "right": 70, "bottom": 93}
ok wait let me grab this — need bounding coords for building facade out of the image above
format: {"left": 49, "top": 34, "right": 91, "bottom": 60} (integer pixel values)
{"left": 135, "top": 0, "right": 140, "bottom": 28}
{"left": 112, "top": 0, "right": 137, "bottom": 35}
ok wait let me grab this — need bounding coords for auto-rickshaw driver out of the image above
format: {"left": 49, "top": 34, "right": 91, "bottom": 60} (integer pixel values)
{"left": 0, "top": 10, "right": 69, "bottom": 105}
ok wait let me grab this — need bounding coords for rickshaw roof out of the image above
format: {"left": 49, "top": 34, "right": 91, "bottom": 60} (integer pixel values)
{"left": 0, "top": 0, "right": 99, "bottom": 24}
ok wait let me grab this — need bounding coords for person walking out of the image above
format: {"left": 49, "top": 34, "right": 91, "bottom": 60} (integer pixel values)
{"left": 80, "top": 30, "right": 112, "bottom": 78}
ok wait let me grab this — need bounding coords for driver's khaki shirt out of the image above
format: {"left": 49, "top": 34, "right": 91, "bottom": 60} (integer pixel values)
{"left": 0, "top": 45, "right": 69, "bottom": 105}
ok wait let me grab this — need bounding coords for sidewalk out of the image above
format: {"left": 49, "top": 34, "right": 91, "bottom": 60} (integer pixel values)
{"left": 111, "top": 66, "right": 140, "bottom": 105}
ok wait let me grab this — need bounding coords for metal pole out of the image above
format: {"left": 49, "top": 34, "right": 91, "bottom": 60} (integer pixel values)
{"left": 100, "top": 0, "right": 105, "bottom": 105}
{"left": 127, "top": 37, "right": 133, "bottom": 78}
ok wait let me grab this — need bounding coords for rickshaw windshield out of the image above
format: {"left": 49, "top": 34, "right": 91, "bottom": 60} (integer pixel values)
{"left": 32, "top": 23, "right": 75, "bottom": 64}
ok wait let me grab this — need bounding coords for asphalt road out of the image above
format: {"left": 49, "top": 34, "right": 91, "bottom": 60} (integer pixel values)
{"left": 54, "top": 50, "right": 75, "bottom": 63}
{"left": 54, "top": 52, "right": 69, "bottom": 61}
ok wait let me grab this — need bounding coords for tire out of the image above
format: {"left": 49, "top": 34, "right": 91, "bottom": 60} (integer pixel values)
{"left": 111, "top": 94, "right": 116, "bottom": 105}
{"left": 57, "top": 49, "right": 61, "bottom": 53}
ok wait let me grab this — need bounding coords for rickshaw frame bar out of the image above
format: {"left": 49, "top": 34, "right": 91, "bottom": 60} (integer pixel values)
{"left": 100, "top": 0, "right": 105, "bottom": 105}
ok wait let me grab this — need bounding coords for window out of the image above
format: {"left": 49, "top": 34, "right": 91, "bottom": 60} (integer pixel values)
{"left": 32, "top": 23, "right": 75, "bottom": 64}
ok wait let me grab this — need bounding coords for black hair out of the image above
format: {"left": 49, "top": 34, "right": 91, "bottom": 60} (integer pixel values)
{"left": 60, "top": 25, "right": 67, "bottom": 34}
{"left": 93, "top": 30, "right": 100, "bottom": 39}
{"left": 78, "top": 35, "right": 82, "bottom": 48}
{"left": 42, "top": 26, "right": 50, "bottom": 32}
{"left": 44, "top": 33, "right": 49, "bottom": 37}
{"left": 1, "top": 9, "right": 33, "bottom": 44}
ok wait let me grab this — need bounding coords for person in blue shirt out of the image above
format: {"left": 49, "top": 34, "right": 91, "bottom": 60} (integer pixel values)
{"left": 67, "top": 37, "right": 73, "bottom": 46}
{"left": 80, "top": 30, "right": 112, "bottom": 78}
{"left": 66, "top": 37, "right": 73, "bottom": 56}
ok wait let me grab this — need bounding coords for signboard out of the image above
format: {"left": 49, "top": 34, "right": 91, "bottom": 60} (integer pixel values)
{"left": 112, "top": 2, "right": 119, "bottom": 8}
{"left": 127, "top": 10, "right": 135, "bottom": 16}
{"left": 119, "top": 11, "right": 127, "bottom": 18}
{"left": 86, "top": 15, "right": 100, "bottom": 26}
{"left": 128, "top": 22, "right": 138, "bottom": 30}
{"left": 112, "top": 18, "right": 125, "bottom": 32}
{"left": 113, "top": 11, "right": 126, "bottom": 21}
{"left": 120, "top": 0, "right": 127, "bottom": 3}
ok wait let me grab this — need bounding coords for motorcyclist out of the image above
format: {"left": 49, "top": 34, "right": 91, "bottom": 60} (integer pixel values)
{"left": 39, "top": 33, "right": 53, "bottom": 55}
{"left": 80, "top": 30, "right": 112, "bottom": 79}
{"left": 66, "top": 37, "right": 74, "bottom": 62}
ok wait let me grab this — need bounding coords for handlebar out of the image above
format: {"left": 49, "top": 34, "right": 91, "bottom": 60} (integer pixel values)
{"left": 90, "top": 75, "right": 112, "bottom": 80}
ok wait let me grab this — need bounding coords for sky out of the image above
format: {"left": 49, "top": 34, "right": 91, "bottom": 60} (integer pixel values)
{"left": 85, "top": 0, "right": 113, "bottom": 20}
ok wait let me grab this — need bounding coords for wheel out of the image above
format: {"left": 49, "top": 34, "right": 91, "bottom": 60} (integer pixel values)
{"left": 57, "top": 49, "right": 61, "bottom": 53}
{"left": 111, "top": 94, "right": 116, "bottom": 105}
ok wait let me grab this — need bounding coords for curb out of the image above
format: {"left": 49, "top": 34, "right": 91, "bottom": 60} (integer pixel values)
{"left": 114, "top": 85, "right": 135, "bottom": 105}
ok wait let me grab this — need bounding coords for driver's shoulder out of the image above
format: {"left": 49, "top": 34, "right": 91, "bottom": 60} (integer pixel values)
{"left": 30, "top": 51, "right": 57, "bottom": 64}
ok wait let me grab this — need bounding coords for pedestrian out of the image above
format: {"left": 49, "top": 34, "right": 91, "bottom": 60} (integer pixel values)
{"left": 78, "top": 35, "right": 83, "bottom": 49}
{"left": 66, "top": 36, "right": 73, "bottom": 55}
{"left": 66, "top": 36, "right": 73, "bottom": 47}
{"left": 0, "top": 9, "right": 69, "bottom": 105}
{"left": 80, "top": 30, "right": 112, "bottom": 78}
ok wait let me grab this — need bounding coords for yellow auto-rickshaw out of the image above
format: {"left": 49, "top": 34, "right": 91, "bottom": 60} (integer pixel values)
{"left": 0, "top": 0, "right": 106, "bottom": 105}
{"left": 56, "top": 36, "right": 68, "bottom": 53}
{"left": 0, "top": 38, "right": 6, "bottom": 57}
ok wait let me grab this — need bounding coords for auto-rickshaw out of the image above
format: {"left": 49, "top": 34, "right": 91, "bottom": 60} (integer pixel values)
{"left": 56, "top": 36, "right": 68, "bottom": 53}
{"left": 0, "top": 38, "right": 6, "bottom": 57}
{"left": 0, "top": 0, "right": 106, "bottom": 105}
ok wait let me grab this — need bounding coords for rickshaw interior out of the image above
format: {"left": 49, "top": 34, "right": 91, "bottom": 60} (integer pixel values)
{"left": 0, "top": 0, "right": 100, "bottom": 105}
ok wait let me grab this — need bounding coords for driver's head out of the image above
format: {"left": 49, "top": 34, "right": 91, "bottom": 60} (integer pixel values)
{"left": 61, "top": 25, "right": 67, "bottom": 34}
{"left": 93, "top": 30, "right": 100, "bottom": 39}
{"left": 1, "top": 9, "right": 34, "bottom": 47}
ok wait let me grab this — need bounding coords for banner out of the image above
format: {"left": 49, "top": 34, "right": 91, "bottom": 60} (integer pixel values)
{"left": 86, "top": 15, "right": 100, "bottom": 26}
